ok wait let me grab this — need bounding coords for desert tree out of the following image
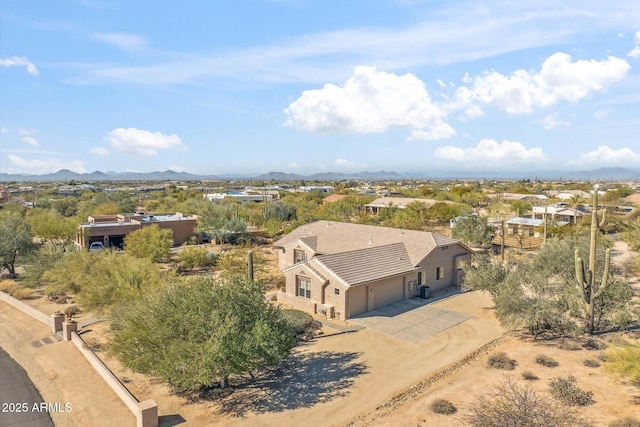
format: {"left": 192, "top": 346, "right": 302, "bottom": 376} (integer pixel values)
{"left": 109, "top": 275, "right": 296, "bottom": 391}
{"left": 0, "top": 211, "right": 38, "bottom": 278}
{"left": 452, "top": 215, "right": 494, "bottom": 247}
{"left": 26, "top": 208, "right": 79, "bottom": 253}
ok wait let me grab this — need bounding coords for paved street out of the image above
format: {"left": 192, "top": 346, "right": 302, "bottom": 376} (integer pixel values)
{"left": 0, "top": 346, "right": 54, "bottom": 427}
{"left": 348, "top": 299, "right": 472, "bottom": 343}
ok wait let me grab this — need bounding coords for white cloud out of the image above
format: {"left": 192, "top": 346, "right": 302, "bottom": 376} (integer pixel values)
{"left": 289, "top": 162, "right": 300, "bottom": 169}
{"left": 408, "top": 123, "right": 456, "bottom": 141}
{"left": 284, "top": 66, "right": 451, "bottom": 140}
{"left": 21, "top": 136, "right": 40, "bottom": 147}
{"left": 435, "top": 139, "right": 545, "bottom": 164}
{"left": 167, "top": 165, "right": 185, "bottom": 172}
{"left": 538, "top": 113, "right": 570, "bottom": 130}
{"left": 1, "top": 127, "right": 8, "bottom": 133}
{"left": 73, "top": 2, "right": 639, "bottom": 87}
{"left": 628, "top": 31, "right": 640, "bottom": 58}
{"left": 335, "top": 158, "right": 367, "bottom": 169}
{"left": 7, "top": 155, "right": 86, "bottom": 174}
{"left": 452, "top": 52, "right": 630, "bottom": 114}
{"left": 90, "top": 146, "right": 110, "bottom": 156}
{"left": 593, "top": 109, "right": 611, "bottom": 120}
{"left": 106, "top": 128, "right": 184, "bottom": 156}
{"left": 569, "top": 145, "right": 640, "bottom": 167}
{"left": 90, "top": 33, "right": 146, "bottom": 52}
{"left": 0, "top": 56, "right": 39, "bottom": 75}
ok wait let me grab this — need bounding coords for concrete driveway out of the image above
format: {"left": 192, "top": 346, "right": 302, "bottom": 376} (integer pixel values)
{"left": 348, "top": 298, "right": 472, "bottom": 343}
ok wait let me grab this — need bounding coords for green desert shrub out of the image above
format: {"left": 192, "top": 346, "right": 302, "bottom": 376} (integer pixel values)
{"left": 487, "top": 352, "right": 517, "bottom": 370}
{"left": 603, "top": 340, "right": 640, "bottom": 386}
{"left": 178, "top": 246, "right": 212, "bottom": 270}
{"left": 429, "top": 398, "right": 457, "bottom": 415}
{"left": 535, "top": 354, "right": 559, "bottom": 367}
{"left": 548, "top": 374, "right": 594, "bottom": 406}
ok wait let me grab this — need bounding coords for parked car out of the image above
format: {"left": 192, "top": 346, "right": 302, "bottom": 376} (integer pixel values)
{"left": 89, "top": 242, "right": 104, "bottom": 252}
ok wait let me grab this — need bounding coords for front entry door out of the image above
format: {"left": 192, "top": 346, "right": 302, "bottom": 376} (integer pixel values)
{"left": 367, "top": 286, "right": 374, "bottom": 311}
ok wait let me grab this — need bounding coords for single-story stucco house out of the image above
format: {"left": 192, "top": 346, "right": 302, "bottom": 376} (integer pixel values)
{"left": 273, "top": 221, "right": 473, "bottom": 320}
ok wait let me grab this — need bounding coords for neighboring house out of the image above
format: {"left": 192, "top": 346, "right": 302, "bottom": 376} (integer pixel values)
{"left": 76, "top": 212, "right": 198, "bottom": 249}
{"left": 204, "top": 192, "right": 273, "bottom": 204}
{"left": 548, "top": 190, "right": 591, "bottom": 200}
{"left": 491, "top": 217, "right": 569, "bottom": 249}
{"left": 364, "top": 197, "right": 454, "bottom": 214}
{"left": 489, "top": 193, "right": 548, "bottom": 202}
{"left": 625, "top": 193, "right": 640, "bottom": 204}
{"left": 0, "top": 187, "right": 8, "bottom": 203}
{"left": 273, "top": 221, "right": 472, "bottom": 320}
{"left": 322, "top": 194, "right": 347, "bottom": 204}
{"left": 532, "top": 202, "right": 587, "bottom": 224}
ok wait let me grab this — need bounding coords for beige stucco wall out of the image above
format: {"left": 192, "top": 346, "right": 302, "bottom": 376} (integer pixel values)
{"left": 276, "top": 241, "right": 472, "bottom": 320}
{"left": 278, "top": 243, "right": 315, "bottom": 271}
{"left": 417, "top": 243, "right": 470, "bottom": 291}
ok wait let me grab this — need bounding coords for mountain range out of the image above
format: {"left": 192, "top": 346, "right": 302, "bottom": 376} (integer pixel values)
{"left": 1, "top": 167, "right": 639, "bottom": 183}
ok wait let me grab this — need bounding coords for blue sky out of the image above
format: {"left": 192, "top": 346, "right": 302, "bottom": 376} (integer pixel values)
{"left": 1, "top": 0, "right": 639, "bottom": 176}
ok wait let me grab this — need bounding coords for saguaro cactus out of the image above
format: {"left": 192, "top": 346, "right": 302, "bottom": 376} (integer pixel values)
{"left": 574, "top": 184, "right": 611, "bottom": 334}
{"left": 247, "top": 250, "right": 254, "bottom": 282}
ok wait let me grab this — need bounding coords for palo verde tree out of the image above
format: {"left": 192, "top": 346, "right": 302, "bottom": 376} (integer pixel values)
{"left": 575, "top": 184, "right": 611, "bottom": 334}
{"left": 26, "top": 208, "right": 79, "bottom": 253}
{"left": 124, "top": 224, "right": 173, "bottom": 262}
{"left": 42, "top": 250, "right": 170, "bottom": 315}
{"left": 109, "top": 275, "right": 296, "bottom": 391}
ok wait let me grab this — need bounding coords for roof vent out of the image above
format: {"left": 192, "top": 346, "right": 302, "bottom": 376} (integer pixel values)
{"left": 368, "top": 234, "right": 373, "bottom": 248}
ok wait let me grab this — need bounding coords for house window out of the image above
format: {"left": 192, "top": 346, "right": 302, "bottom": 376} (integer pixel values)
{"left": 417, "top": 271, "right": 423, "bottom": 285}
{"left": 297, "top": 277, "right": 311, "bottom": 299}
{"left": 334, "top": 288, "right": 340, "bottom": 295}
{"left": 294, "top": 249, "right": 307, "bottom": 263}
{"left": 436, "top": 267, "right": 444, "bottom": 280}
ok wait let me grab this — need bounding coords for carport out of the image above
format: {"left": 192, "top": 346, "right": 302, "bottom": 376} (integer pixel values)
{"left": 349, "top": 299, "right": 471, "bottom": 343}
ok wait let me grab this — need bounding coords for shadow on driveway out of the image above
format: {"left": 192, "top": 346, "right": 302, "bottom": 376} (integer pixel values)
{"left": 215, "top": 351, "right": 367, "bottom": 417}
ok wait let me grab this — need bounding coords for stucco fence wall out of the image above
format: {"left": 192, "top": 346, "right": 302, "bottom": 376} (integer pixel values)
{"left": 0, "top": 291, "right": 158, "bottom": 427}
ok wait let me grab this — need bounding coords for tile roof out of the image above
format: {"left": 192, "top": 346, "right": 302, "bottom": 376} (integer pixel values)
{"left": 313, "top": 242, "right": 416, "bottom": 286}
{"left": 274, "top": 220, "right": 465, "bottom": 266}
{"left": 364, "top": 197, "right": 455, "bottom": 209}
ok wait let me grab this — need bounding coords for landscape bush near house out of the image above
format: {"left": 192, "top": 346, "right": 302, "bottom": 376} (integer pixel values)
{"left": 280, "top": 309, "right": 322, "bottom": 340}
{"left": 109, "top": 276, "right": 297, "bottom": 391}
